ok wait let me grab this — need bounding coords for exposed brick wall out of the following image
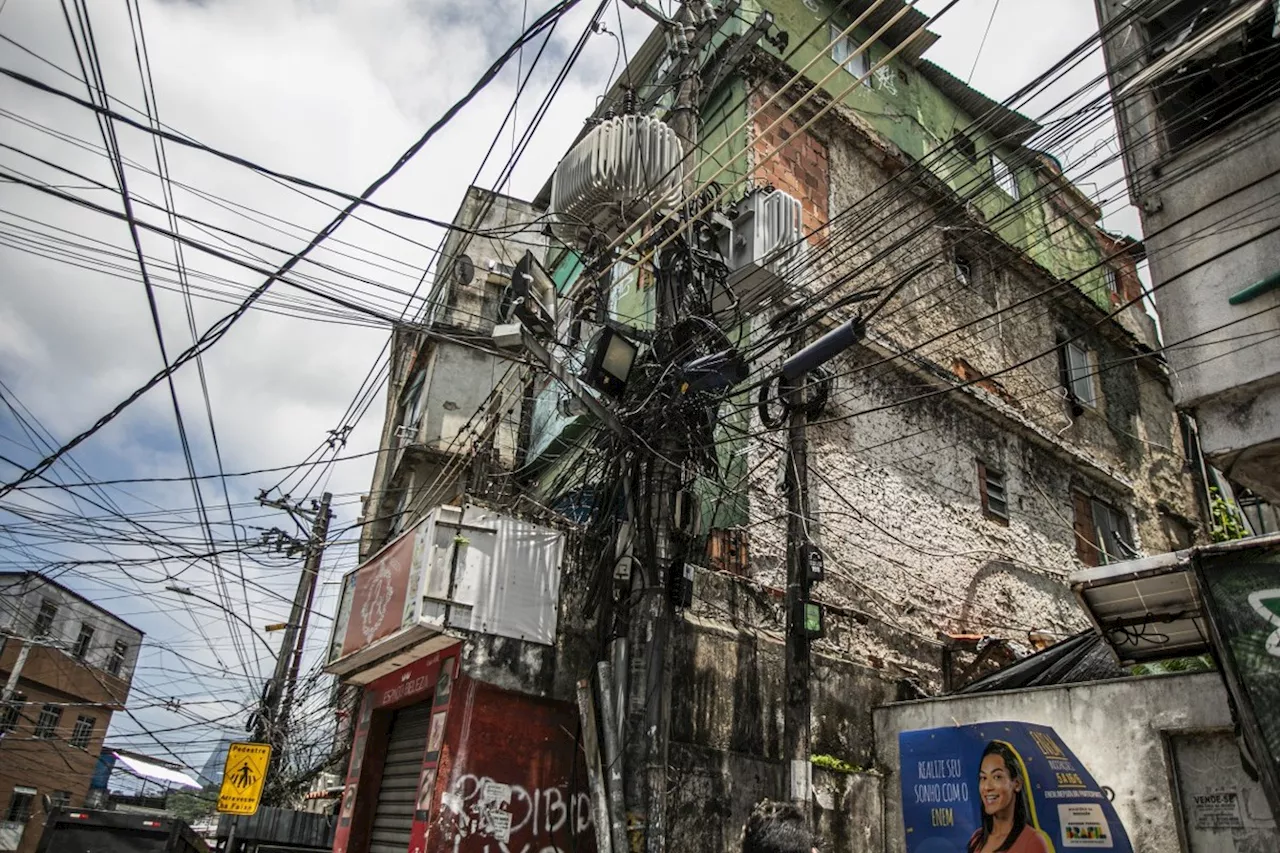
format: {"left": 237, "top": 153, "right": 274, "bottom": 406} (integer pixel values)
{"left": 0, "top": 678, "right": 110, "bottom": 853}
{"left": 750, "top": 84, "right": 829, "bottom": 243}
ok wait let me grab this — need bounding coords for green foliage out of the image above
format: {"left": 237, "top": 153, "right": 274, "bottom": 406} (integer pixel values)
{"left": 1209, "top": 487, "right": 1249, "bottom": 542}
{"left": 810, "top": 754, "right": 862, "bottom": 774}
{"left": 1130, "top": 655, "right": 1215, "bottom": 676}
{"left": 166, "top": 789, "right": 216, "bottom": 823}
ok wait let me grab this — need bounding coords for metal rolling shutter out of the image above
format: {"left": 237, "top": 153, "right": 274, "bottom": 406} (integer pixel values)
{"left": 369, "top": 702, "right": 431, "bottom": 853}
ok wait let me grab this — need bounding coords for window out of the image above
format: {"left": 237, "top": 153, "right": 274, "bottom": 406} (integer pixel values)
{"left": 33, "top": 599, "right": 58, "bottom": 637}
{"left": 1103, "top": 267, "right": 1119, "bottom": 297}
{"left": 48, "top": 791, "right": 70, "bottom": 811}
{"left": 990, "top": 153, "right": 1019, "bottom": 200}
{"left": 388, "top": 489, "right": 412, "bottom": 537}
{"left": 34, "top": 704, "right": 61, "bottom": 739}
{"left": 1061, "top": 341, "right": 1097, "bottom": 408}
{"left": 830, "top": 23, "right": 872, "bottom": 85}
{"left": 954, "top": 251, "right": 973, "bottom": 288}
{"left": 1073, "top": 493, "right": 1135, "bottom": 566}
{"left": 1146, "top": 0, "right": 1280, "bottom": 156}
{"left": 105, "top": 639, "right": 128, "bottom": 677}
{"left": 72, "top": 623, "right": 94, "bottom": 659}
{"left": 953, "top": 132, "right": 977, "bottom": 162}
{"left": 70, "top": 715, "right": 95, "bottom": 749}
{"left": 4, "top": 790, "right": 34, "bottom": 823}
{"left": 977, "top": 461, "right": 1010, "bottom": 523}
{"left": 398, "top": 367, "right": 428, "bottom": 440}
{"left": 0, "top": 693, "right": 24, "bottom": 735}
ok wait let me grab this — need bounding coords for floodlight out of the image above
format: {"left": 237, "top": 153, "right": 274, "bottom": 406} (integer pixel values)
{"left": 582, "top": 326, "right": 638, "bottom": 396}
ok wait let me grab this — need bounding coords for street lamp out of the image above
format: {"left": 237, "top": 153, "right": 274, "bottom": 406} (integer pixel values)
{"left": 164, "top": 585, "right": 276, "bottom": 657}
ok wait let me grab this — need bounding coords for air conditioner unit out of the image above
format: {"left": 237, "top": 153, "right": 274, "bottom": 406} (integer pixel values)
{"left": 713, "top": 188, "right": 806, "bottom": 319}
{"left": 549, "top": 114, "right": 685, "bottom": 245}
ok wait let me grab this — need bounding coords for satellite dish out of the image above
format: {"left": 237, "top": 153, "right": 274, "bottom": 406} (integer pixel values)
{"left": 455, "top": 254, "right": 475, "bottom": 286}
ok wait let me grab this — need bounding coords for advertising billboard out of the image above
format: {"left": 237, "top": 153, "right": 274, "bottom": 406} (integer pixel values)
{"left": 1196, "top": 543, "right": 1280, "bottom": 820}
{"left": 899, "top": 721, "right": 1133, "bottom": 853}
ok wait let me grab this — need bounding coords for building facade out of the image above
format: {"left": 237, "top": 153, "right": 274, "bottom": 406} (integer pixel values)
{"left": 342, "top": 2, "right": 1209, "bottom": 851}
{"left": 0, "top": 572, "right": 142, "bottom": 853}
{"left": 1093, "top": 0, "right": 1280, "bottom": 502}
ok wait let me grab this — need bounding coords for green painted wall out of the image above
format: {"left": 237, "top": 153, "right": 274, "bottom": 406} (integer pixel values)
{"left": 742, "top": 0, "right": 1113, "bottom": 309}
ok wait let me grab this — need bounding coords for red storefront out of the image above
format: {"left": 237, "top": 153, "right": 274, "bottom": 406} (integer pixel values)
{"left": 327, "top": 507, "right": 594, "bottom": 853}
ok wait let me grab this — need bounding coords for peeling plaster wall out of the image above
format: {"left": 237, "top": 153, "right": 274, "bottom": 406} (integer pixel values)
{"left": 726, "top": 83, "right": 1201, "bottom": 686}
{"left": 667, "top": 610, "right": 902, "bottom": 853}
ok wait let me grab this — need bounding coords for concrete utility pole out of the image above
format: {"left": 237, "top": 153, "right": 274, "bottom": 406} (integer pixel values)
{"left": 258, "top": 491, "right": 333, "bottom": 757}
{"left": 0, "top": 639, "right": 32, "bottom": 752}
{"left": 1, "top": 640, "right": 30, "bottom": 705}
{"left": 782, "top": 334, "right": 815, "bottom": 819}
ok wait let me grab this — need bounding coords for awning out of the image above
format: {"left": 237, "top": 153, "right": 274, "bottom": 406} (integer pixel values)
{"left": 112, "top": 752, "right": 201, "bottom": 790}
{"left": 1070, "top": 549, "right": 1208, "bottom": 664}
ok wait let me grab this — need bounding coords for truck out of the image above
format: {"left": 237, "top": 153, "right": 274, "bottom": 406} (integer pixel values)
{"left": 34, "top": 808, "right": 210, "bottom": 853}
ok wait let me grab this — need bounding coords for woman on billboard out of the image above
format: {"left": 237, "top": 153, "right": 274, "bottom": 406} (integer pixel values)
{"left": 968, "top": 741, "right": 1053, "bottom": 853}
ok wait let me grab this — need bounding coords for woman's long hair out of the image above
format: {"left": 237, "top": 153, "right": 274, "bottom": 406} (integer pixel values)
{"left": 967, "top": 741, "right": 1031, "bottom": 853}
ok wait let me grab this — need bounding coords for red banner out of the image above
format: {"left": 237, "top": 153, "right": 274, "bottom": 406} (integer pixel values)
{"left": 339, "top": 527, "right": 418, "bottom": 658}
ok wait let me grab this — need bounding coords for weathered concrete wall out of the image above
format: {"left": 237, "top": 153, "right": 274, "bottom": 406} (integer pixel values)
{"left": 733, "top": 77, "right": 1200, "bottom": 684}
{"left": 667, "top": 608, "right": 902, "bottom": 853}
{"left": 1093, "top": 0, "right": 1280, "bottom": 500}
{"left": 874, "top": 672, "right": 1273, "bottom": 853}
{"left": 359, "top": 186, "right": 540, "bottom": 560}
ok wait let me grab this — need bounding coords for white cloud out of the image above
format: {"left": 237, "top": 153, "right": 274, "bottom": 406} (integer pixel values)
{"left": 0, "top": 0, "right": 644, "bottom": 767}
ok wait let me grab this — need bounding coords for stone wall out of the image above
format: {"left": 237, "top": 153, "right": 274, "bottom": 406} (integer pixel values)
{"left": 724, "top": 76, "right": 1201, "bottom": 684}
{"left": 666, "top": 611, "right": 902, "bottom": 853}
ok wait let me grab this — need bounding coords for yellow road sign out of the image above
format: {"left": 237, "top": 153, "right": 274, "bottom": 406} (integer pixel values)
{"left": 217, "top": 742, "right": 272, "bottom": 815}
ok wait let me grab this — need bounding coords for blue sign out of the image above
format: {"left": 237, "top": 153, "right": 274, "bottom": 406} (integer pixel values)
{"left": 899, "top": 721, "right": 1133, "bottom": 853}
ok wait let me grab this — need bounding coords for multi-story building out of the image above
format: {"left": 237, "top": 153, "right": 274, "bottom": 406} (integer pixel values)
{"left": 1092, "top": 0, "right": 1280, "bottom": 502}
{"left": 340, "top": 2, "right": 1208, "bottom": 851}
{"left": 0, "top": 572, "right": 142, "bottom": 853}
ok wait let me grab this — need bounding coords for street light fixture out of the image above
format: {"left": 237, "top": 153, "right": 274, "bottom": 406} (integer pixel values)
{"left": 164, "top": 585, "right": 276, "bottom": 657}
{"left": 582, "top": 326, "right": 639, "bottom": 396}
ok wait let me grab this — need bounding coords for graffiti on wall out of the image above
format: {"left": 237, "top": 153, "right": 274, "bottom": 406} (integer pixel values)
{"left": 439, "top": 773, "right": 594, "bottom": 853}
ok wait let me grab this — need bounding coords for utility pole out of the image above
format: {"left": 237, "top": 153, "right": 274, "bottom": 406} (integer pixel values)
{"left": 782, "top": 332, "right": 815, "bottom": 819}
{"left": 624, "top": 5, "right": 701, "bottom": 853}
{"left": 0, "top": 638, "right": 32, "bottom": 752}
{"left": 1, "top": 639, "right": 30, "bottom": 706}
{"left": 256, "top": 492, "right": 332, "bottom": 763}
{"left": 279, "top": 492, "right": 333, "bottom": 728}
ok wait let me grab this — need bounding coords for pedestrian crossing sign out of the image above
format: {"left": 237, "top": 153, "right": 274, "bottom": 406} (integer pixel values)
{"left": 218, "top": 742, "right": 272, "bottom": 815}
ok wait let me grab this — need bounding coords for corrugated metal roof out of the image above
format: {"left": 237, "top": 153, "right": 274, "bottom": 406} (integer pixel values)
{"left": 841, "top": 0, "right": 940, "bottom": 64}
{"left": 916, "top": 59, "right": 1041, "bottom": 147}
{"left": 955, "top": 631, "right": 1128, "bottom": 694}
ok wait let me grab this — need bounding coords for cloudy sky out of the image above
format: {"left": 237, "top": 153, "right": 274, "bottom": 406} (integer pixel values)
{"left": 0, "top": 0, "right": 1128, "bottom": 778}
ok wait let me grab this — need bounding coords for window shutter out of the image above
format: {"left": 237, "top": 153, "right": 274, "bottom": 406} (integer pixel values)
{"left": 977, "top": 461, "right": 990, "bottom": 516}
{"left": 1056, "top": 337, "right": 1071, "bottom": 393}
{"left": 1073, "top": 492, "right": 1099, "bottom": 566}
